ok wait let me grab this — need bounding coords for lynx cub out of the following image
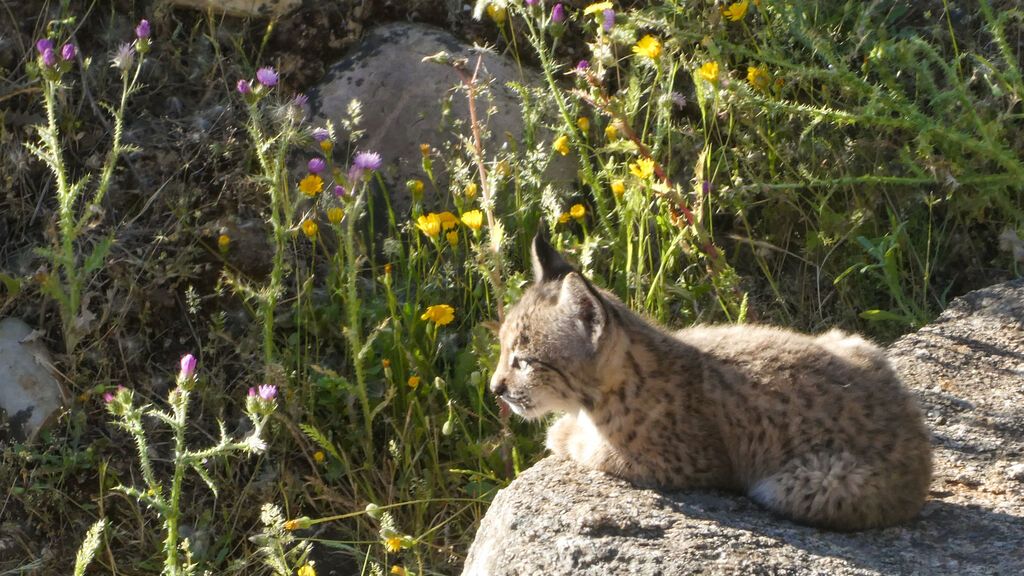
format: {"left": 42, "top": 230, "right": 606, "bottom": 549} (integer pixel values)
{"left": 490, "top": 233, "right": 932, "bottom": 530}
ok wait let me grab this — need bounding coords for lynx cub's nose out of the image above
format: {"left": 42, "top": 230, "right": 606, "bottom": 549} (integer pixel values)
{"left": 490, "top": 376, "right": 507, "bottom": 398}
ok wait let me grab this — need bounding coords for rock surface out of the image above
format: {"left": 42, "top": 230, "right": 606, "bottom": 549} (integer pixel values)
{"left": 0, "top": 318, "right": 64, "bottom": 441}
{"left": 308, "top": 22, "right": 574, "bottom": 212}
{"left": 462, "top": 280, "right": 1024, "bottom": 576}
{"left": 168, "top": 0, "right": 301, "bottom": 17}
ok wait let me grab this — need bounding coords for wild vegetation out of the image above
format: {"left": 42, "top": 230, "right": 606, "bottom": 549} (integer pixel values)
{"left": 1, "top": 1, "right": 1022, "bottom": 574}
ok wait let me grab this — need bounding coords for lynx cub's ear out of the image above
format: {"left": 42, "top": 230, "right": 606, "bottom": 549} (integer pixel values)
{"left": 559, "top": 272, "right": 606, "bottom": 348}
{"left": 531, "top": 231, "right": 574, "bottom": 283}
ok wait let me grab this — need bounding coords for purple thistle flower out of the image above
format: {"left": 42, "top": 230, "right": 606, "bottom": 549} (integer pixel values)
{"left": 236, "top": 79, "right": 252, "bottom": 95}
{"left": 136, "top": 19, "right": 151, "bottom": 40}
{"left": 525, "top": 0, "right": 538, "bottom": 5}
{"left": 111, "top": 43, "right": 135, "bottom": 70}
{"left": 308, "top": 158, "right": 326, "bottom": 174}
{"left": 333, "top": 184, "right": 346, "bottom": 197}
{"left": 311, "top": 127, "right": 330, "bottom": 142}
{"left": 36, "top": 38, "right": 53, "bottom": 54}
{"left": 353, "top": 151, "right": 382, "bottom": 172}
{"left": 61, "top": 43, "right": 76, "bottom": 61}
{"left": 551, "top": 3, "right": 565, "bottom": 23}
{"left": 671, "top": 92, "right": 687, "bottom": 109}
{"left": 702, "top": 180, "right": 713, "bottom": 195}
{"left": 256, "top": 384, "right": 277, "bottom": 401}
{"left": 576, "top": 60, "right": 590, "bottom": 70}
{"left": 103, "top": 385, "right": 127, "bottom": 403}
{"left": 179, "top": 353, "right": 197, "bottom": 380}
{"left": 255, "top": 67, "right": 278, "bottom": 87}
{"left": 603, "top": 8, "right": 615, "bottom": 32}
{"left": 292, "top": 93, "right": 308, "bottom": 107}
{"left": 41, "top": 47, "right": 57, "bottom": 67}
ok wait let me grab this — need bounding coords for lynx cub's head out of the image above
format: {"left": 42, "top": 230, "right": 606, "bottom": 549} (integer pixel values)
{"left": 490, "top": 233, "right": 611, "bottom": 419}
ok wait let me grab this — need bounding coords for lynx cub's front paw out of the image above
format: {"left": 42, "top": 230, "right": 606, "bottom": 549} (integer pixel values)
{"left": 545, "top": 413, "right": 577, "bottom": 458}
{"left": 546, "top": 412, "right": 606, "bottom": 466}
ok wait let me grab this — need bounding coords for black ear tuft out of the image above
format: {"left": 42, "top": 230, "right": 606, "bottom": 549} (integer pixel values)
{"left": 531, "top": 230, "right": 574, "bottom": 283}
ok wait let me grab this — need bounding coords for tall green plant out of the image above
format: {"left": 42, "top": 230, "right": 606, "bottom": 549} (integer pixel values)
{"left": 28, "top": 20, "right": 151, "bottom": 352}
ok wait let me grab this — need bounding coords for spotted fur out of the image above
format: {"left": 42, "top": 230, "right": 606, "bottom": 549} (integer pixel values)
{"left": 489, "top": 233, "right": 932, "bottom": 530}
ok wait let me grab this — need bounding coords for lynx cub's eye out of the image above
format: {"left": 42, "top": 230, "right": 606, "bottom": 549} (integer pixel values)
{"left": 510, "top": 354, "right": 532, "bottom": 371}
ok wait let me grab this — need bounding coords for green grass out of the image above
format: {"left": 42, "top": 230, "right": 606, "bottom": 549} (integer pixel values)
{"left": 3, "top": 1, "right": 1023, "bottom": 574}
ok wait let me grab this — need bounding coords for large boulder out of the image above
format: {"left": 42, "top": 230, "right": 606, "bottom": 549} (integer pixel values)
{"left": 462, "top": 280, "right": 1024, "bottom": 575}
{"left": 308, "top": 22, "right": 575, "bottom": 214}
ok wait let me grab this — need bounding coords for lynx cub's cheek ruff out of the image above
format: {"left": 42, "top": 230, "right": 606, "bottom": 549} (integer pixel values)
{"left": 489, "top": 233, "right": 933, "bottom": 531}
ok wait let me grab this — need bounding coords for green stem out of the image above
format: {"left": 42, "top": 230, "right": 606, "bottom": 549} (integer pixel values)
{"left": 164, "top": 386, "right": 189, "bottom": 575}
{"left": 345, "top": 189, "right": 374, "bottom": 461}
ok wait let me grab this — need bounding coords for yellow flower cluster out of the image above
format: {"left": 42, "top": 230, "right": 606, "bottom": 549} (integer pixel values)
{"left": 421, "top": 304, "right": 455, "bottom": 327}
{"left": 415, "top": 211, "right": 458, "bottom": 238}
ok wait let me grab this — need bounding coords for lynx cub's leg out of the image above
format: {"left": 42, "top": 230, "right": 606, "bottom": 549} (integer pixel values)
{"left": 546, "top": 412, "right": 613, "bottom": 469}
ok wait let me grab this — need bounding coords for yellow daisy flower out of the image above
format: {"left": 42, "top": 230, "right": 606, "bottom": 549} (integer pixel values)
{"left": 698, "top": 61, "right": 720, "bottom": 84}
{"left": 605, "top": 124, "right": 618, "bottom": 141}
{"left": 486, "top": 3, "right": 507, "bottom": 25}
{"left": 313, "top": 450, "right": 325, "bottom": 463}
{"left": 320, "top": 140, "right": 333, "bottom": 153}
{"left": 421, "top": 304, "right": 455, "bottom": 326}
{"left": 407, "top": 179, "right": 425, "bottom": 198}
{"left": 217, "top": 233, "right": 230, "bottom": 251}
{"left": 301, "top": 219, "right": 318, "bottom": 239}
{"left": 438, "top": 211, "right": 459, "bottom": 231}
{"left": 446, "top": 230, "right": 459, "bottom": 246}
{"left": 384, "top": 536, "right": 403, "bottom": 553}
{"left": 420, "top": 143, "right": 431, "bottom": 156}
{"left": 327, "top": 207, "right": 345, "bottom": 224}
{"left": 299, "top": 174, "right": 324, "bottom": 197}
{"left": 577, "top": 116, "right": 590, "bottom": 133}
{"left": 747, "top": 65, "right": 770, "bottom": 91}
{"left": 570, "top": 204, "right": 586, "bottom": 219}
{"left": 583, "top": 1, "right": 613, "bottom": 15}
{"left": 611, "top": 180, "right": 626, "bottom": 198}
{"left": 629, "top": 158, "right": 655, "bottom": 179}
{"left": 297, "top": 564, "right": 317, "bottom": 576}
{"left": 461, "top": 209, "right": 484, "bottom": 230}
{"left": 391, "top": 567, "right": 407, "bottom": 576}
{"left": 632, "top": 35, "right": 662, "bottom": 61}
{"left": 553, "top": 134, "right": 570, "bottom": 156}
{"left": 722, "top": 0, "right": 749, "bottom": 21}
{"left": 416, "top": 213, "right": 441, "bottom": 238}
{"left": 464, "top": 182, "right": 478, "bottom": 198}
{"left": 558, "top": 212, "right": 571, "bottom": 224}
{"left": 408, "top": 375, "right": 421, "bottom": 389}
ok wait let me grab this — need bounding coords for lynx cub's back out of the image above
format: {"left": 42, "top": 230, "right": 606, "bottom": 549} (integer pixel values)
{"left": 490, "top": 234, "right": 932, "bottom": 530}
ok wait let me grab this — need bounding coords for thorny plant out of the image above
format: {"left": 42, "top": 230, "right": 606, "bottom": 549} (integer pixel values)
{"left": 27, "top": 19, "right": 152, "bottom": 353}
{"left": 102, "top": 354, "right": 277, "bottom": 575}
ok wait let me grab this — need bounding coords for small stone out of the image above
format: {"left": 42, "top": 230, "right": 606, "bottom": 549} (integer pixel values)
{"left": 1007, "top": 463, "right": 1024, "bottom": 482}
{"left": 0, "top": 318, "right": 65, "bottom": 441}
